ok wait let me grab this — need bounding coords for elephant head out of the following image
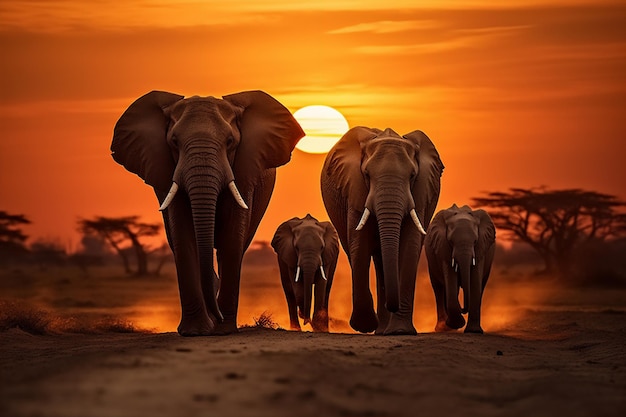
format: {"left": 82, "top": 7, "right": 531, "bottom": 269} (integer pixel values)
{"left": 111, "top": 90, "right": 304, "bottom": 325}
{"left": 324, "top": 127, "right": 443, "bottom": 315}
{"left": 426, "top": 204, "right": 496, "bottom": 333}
{"left": 271, "top": 214, "right": 339, "bottom": 331}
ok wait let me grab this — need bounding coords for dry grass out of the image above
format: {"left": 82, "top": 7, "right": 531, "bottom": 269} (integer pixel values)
{"left": 240, "top": 310, "right": 283, "bottom": 330}
{"left": 0, "top": 300, "right": 150, "bottom": 335}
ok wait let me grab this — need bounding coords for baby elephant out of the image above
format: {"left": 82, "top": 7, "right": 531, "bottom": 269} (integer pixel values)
{"left": 271, "top": 214, "right": 339, "bottom": 332}
{"left": 425, "top": 204, "right": 496, "bottom": 333}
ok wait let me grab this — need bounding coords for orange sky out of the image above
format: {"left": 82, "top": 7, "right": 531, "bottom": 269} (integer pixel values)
{"left": 1, "top": 0, "right": 625, "bottom": 250}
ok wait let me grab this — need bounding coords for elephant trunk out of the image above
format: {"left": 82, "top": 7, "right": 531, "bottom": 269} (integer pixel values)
{"left": 185, "top": 161, "right": 225, "bottom": 322}
{"left": 453, "top": 246, "right": 474, "bottom": 315}
{"left": 299, "top": 254, "right": 319, "bottom": 324}
{"left": 375, "top": 196, "right": 404, "bottom": 313}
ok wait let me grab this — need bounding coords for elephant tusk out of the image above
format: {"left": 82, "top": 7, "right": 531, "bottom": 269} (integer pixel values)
{"left": 410, "top": 209, "right": 427, "bottom": 235}
{"left": 355, "top": 208, "right": 370, "bottom": 231}
{"left": 228, "top": 181, "right": 249, "bottom": 210}
{"left": 452, "top": 258, "right": 456, "bottom": 269}
{"left": 320, "top": 265, "right": 327, "bottom": 281}
{"left": 295, "top": 266, "right": 301, "bottom": 283}
{"left": 159, "top": 182, "right": 179, "bottom": 211}
{"left": 472, "top": 257, "right": 476, "bottom": 266}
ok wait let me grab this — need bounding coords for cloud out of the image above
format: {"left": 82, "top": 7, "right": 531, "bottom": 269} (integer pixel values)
{"left": 353, "top": 25, "right": 529, "bottom": 55}
{"left": 328, "top": 20, "right": 441, "bottom": 34}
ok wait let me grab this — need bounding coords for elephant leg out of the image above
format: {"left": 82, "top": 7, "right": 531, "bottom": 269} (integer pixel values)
{"left": 215, "top": 170, "right": 275, "bottom": 334}
{"left": 347, "top": 213, "right": 377, "bottom": 333}
{"left": 382, "top": 230, "right": 418, "bottom": 336}
{"left": 214, "top": 249, "right": 244, "bottom": 334}
{"left": 349, "top": 253, "right": 377, "bottom": 333}
{"left": 311, "top": 280, "right": 329, "bottom": 332}
{"left": 431, "top": 275, "right": 450, "bottom": 332}
{"left": 373, "top": 253, "right": 390, "bottom": 335}
{"left": 279, "top": 262, "right": 301, "bottom": 331}
{"left": 162, "top": 193, "right": 214, "bottom": 336}
{"left": 464, "top": 266, "right": 484, "bottom": 334}
{"left": 427, "top": 257, "right": 450, "bottom": 332}
{"left": 444, "top": 267, "right": 465, "bottom": 330}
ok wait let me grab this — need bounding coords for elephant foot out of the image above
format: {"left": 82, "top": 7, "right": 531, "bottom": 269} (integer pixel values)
{"left": 312, "top": 310, "right": 329, "bottom": 332}
{"left": 435, "top": 321, "right": 457, "bottom": 332}
{"left": 381, "top": 315, "right": 417, "bottom": 336}
{"left": 289, "top": 321, "right": 302, "bottom": 331}
{"left": 350, "top": 308, "right": 378, "bottom": 333}
{"left": 464, "top": 324, "right": 484, "bottom": 334}
{"left": 213, "top": 319, "right": 239, "bottom": 335}
{"left": 445, "top": 313, "right": 466, "bottom": 330}
{"left": 177, "top": 315, "right": 215, "bottom": 337}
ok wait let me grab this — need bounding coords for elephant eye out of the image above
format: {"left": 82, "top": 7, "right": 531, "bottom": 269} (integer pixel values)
{"left": 226, "top": 136, "right": 234, "bottom": 147}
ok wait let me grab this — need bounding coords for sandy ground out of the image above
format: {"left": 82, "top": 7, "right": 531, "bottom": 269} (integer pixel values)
{"left": 1, "top": 262, "right": 625, "bottom": 416}
{"left": 1, "top": 308, "right": 625, "bottom": 417}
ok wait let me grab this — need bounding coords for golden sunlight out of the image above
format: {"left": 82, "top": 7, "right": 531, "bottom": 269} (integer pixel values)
{"left": 293, "top": 105, "right": 349, "bottom": 154}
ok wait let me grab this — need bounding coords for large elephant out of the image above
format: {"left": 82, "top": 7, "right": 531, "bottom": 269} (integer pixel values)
{"left": 271, "top": 214, "right": 339, "bottom": 332}
{"left": 111, "top": 90, "right": 304, "bottom": 336}
{"left": 425, "top": 204, "right": 496, "bottom": 334}
{"left": 321, "top": 126, "right": 444, "bottom": 335}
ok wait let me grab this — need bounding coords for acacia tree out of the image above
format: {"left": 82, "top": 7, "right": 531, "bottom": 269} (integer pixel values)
{"left": 77, "top": 216, "right": 161, "bottom": 276}
{"left": 0, "top": 211, "right": 31, "bottom": 264}
{"left": 473, "top": 187, "right": 626, "bottom": 276}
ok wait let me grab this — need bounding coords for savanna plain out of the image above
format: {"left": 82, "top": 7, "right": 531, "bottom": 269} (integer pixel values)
{"left": 1, "top": 252, "right": 625, "bottom": 417}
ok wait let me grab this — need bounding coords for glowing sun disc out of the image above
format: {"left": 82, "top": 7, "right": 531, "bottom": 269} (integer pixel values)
{"left": 294, "top": 105, "right": 349, "bottom": 154}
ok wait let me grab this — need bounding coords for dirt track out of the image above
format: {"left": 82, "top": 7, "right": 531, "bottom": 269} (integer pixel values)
{"left": 1, "top": 309, "right": 625, "bottom": 417}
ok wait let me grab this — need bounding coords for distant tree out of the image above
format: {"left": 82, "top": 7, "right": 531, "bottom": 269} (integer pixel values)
{"left": 0, "top": 211, "right": 31, "bottom": 264}
{"left": 150, "top": 242, "right": 174, "bottom": 276}
{"left": 30, "top": 239, "right": 67, "bottom": 269}
{"left": 68, "top": 235, "right": 111, "bottom": 276}
{"left": 77, "top": 216, "right": 161, "bottom": 276}
{"left": 243, "top": 240, "right": 276, "bottom": 266}
{"left": 473, "top": 187, "right": 626, "bottom": 277}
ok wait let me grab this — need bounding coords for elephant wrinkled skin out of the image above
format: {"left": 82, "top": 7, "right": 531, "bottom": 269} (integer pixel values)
{"left": 271, "top": 214, "right": 339, "bottom": 332}
{"left": 321, "top": 127, "right": 444, "bottom": 335}
{"left": 425, "top": 204, "right": 496, "bottom": 334}
{"left": 111, "top": 90, "right": 304, "bottom": 336}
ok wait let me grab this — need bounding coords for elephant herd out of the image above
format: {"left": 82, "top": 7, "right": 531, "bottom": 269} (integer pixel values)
{"left": 111, "top": 90, "right": 496, "bottom": 337}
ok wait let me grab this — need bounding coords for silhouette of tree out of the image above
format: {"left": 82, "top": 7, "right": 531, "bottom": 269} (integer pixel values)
{"left": 30, "top": 239, "right": 67, "bottom": 269}
{"left": 473, "top": 187, "right": 626, "bottom": 276}
{"left": 77, "top": 216, "right": 161, "bottom": 276}
{"left": 150, "top": 242, "right": 173, "bottom": 276}
{"left": 68, "top": 235, "right": 111, "bottom": 276}
{"left": 0, "top": 211, "right": 31, "bottom": 264}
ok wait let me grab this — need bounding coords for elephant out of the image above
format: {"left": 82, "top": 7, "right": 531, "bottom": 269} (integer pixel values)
{"left": 271, "top": 214, "right": 339, "bottom": 332}
{"left": 321, "top": 126, "right": 444, "bottom": 335}
{"left": 424, "top": 204, "right": 496, "bottom": 334}
{"left": 111, "top": 90, "right": 304, "bottom": 336}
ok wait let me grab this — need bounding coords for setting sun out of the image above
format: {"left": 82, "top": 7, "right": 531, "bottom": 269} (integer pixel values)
{"left": 293, "top": 105, "right": 349, "bottom": 154}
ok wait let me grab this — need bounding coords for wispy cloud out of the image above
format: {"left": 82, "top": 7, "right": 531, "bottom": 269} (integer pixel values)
{"left": 353, "top": 25, "right": 529, "bottom": 55}
{"left": 0, "top": 0, "right": 616, "bottom": 32}
{"left": 328, "top": 20, "right": 441, "bottom": 34}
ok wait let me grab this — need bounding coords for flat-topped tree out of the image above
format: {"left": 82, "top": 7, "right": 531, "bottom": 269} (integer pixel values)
{"left": 473, "top": 187, "right": 626, "bottom": 276}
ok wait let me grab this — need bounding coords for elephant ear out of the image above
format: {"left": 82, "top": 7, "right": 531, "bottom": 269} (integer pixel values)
{"left": 223, "top": 91, "right": 305, "bottom": 187}
{"left": 111, "top": 91, "right": 184, "bottom": 192}
{"left": 321, "top": 221, "right": 340, "bottom": 268}
{"left": 323, "top": 126, "right": 380, "bottom": 208}
{"left": 404, "top": 130, "right": 445, "bottom": 228}
{"left": 271, "top": 217, "right": 299, "bottom": 266}
{"left": 425, "top": 209, "right": 448, "bottom": 253}
{"left": 474, "top": 209, "right": 496, "bottom": 254}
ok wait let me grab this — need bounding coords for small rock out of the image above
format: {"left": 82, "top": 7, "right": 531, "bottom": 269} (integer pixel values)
{"left": 496, "top": 350, "right": 503, "bottom": 356}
